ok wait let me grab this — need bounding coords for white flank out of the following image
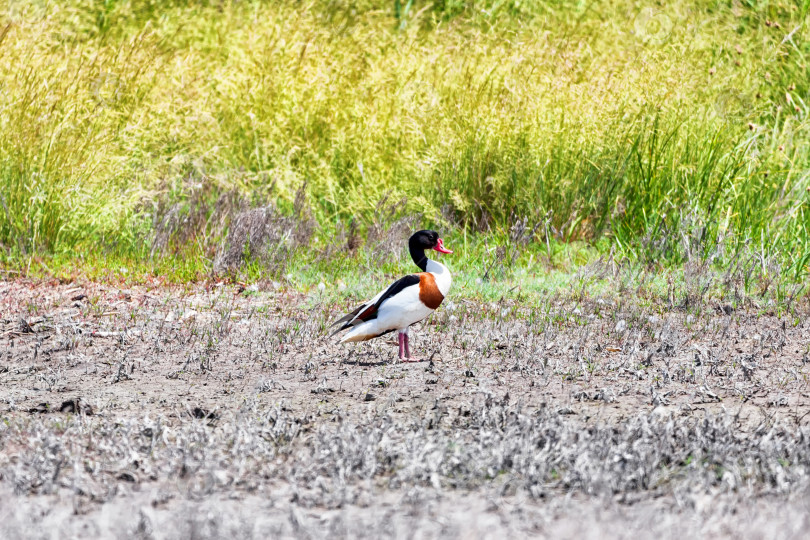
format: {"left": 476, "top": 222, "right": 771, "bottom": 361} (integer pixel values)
{"left": 340, "top": 256, "right": 452, "bottom": 343}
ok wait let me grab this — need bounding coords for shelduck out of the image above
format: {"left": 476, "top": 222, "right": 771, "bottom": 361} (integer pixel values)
{"left": 330, "top": 230, "right": 453, "bottom": 362}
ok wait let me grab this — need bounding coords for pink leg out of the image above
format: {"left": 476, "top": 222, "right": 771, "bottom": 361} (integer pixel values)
{"left": 398, "top": 332, "right": 405, "bottom": 359}
{"left": 400, "top": 332, "right": 421, "bottom": 363}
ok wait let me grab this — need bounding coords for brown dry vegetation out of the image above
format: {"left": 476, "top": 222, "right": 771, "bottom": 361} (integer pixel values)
{"left": 2, "top": 273, "right": 810, "bottom": 538}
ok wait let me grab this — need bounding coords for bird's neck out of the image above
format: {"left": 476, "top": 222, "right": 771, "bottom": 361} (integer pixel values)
{"left": 409, "top": 242, "right": 452, "bottom": 295}
{"left": 409, "top": 243, "right": 429, "bottom": 272}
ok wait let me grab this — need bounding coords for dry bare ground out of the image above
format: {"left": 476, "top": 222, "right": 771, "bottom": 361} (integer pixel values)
{"left": 2, "top": 277, "right": 810, "bottom": 539}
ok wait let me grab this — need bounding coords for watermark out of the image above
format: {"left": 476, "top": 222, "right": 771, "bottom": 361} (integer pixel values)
{"left": 713, "top": 89, "right": 749, "bottom": 120}
{"left": 487, "top": 480, "right": 531, "bottom": 513}
{"left": 634, "top": 8, "right": 673, "bottom": 45}
{"left": 399, "top": 79, "right": 439, "bottom": 115}
{"left": 91, "top": 72, "right": 122, "bottom": 107}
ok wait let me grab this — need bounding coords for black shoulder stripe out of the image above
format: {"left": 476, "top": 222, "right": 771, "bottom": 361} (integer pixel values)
{"left": 329, "top": 274, "right": 420, "bottom": 337}
{"left": 373, "top": 274, "right": 420, "bottom": 310}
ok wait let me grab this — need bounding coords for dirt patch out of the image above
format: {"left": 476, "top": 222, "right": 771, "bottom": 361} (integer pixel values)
{"left": 2, "top": 278, "right": 810, "bottom": 537}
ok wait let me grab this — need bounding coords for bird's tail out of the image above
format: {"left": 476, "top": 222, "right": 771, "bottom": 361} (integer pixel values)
{"left": 328, "top": 303, "right": 365, "bottom": 336}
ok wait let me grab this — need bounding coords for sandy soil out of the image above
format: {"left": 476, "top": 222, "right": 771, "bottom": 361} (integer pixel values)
{"left": 2, "top": 278, "right": 810, "bottom": 538}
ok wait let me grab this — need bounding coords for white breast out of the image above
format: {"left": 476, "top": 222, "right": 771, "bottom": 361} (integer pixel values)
{"left": 426, "top": 259, "right": 452, "bottom": 297}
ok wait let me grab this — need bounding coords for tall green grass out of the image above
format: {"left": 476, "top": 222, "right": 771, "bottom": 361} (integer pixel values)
{"left": 0, "top": 0, "right": 808, "bottom": 273}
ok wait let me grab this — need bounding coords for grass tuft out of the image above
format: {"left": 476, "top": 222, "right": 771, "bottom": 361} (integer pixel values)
{"left": 0, "top": 1, "right": 808, "bottom": 278}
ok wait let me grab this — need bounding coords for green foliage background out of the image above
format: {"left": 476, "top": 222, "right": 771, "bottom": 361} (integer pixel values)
{"left": 0, "top": 0, "right": 808, "bottom": 274}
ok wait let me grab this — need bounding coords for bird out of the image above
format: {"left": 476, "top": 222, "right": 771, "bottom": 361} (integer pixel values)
{"left": 330, "top": 230, "right": 453, "bottom": 362}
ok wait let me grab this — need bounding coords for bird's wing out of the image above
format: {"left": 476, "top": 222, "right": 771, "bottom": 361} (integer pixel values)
{"left": 330, "top": 274, "right": 420, "bottom": 336}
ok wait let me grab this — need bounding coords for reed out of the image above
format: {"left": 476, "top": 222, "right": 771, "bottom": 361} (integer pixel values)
{"left": 0, "top": 1, "right": 808, "bottom": 274}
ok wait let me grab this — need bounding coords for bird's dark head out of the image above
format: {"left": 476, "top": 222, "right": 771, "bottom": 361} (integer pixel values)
{"left": 409, "top": 230, "right": 453, "bottom": 254}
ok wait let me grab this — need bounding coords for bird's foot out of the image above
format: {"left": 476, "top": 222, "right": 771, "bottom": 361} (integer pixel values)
{"left": 400, "top": 356, "right": 423, "bottom": 363}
